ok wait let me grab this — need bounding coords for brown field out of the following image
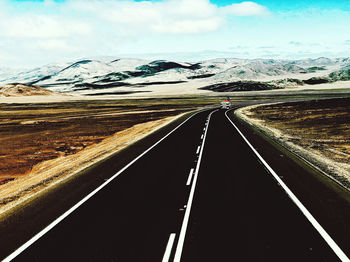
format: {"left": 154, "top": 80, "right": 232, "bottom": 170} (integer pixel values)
{"left": 0, "top": 98, "right": 217, "bottom": 182}
{"left": 238, "top": 97, "right": 350, "bottom": 186}
{"left": 0, "top": 97, "right": 222, "bottom": 213}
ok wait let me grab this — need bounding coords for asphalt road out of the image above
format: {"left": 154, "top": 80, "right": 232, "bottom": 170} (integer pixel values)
{"left": 3, "top": 107, "right": 348, "bottom": 261}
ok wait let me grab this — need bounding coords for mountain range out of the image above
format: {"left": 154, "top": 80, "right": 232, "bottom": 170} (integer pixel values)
{"left": 1, "top": 57, "right": 350, "bottom": 94}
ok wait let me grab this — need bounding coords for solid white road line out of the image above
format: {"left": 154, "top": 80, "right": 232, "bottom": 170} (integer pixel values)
{"left": 174, "top": 109, "right": 219, "bottom": 262}
{"left": 196, "top": 146, "right": 201, "bottom": 154}
{"left": 186, "top": 168, "right": 194, "bottom": 186}
{"left": 225, "top": 110, "right": 350, "bottom": 262}
{"left": 2, "top": 109, "right": 210, "bottom": 262}
{"left": 162, "top": 233, "right": 176, "bottom": 262}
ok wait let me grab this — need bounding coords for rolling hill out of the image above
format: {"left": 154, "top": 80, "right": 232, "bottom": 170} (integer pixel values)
{"left": 1, "top": 56, "right": 349, "bottom": 94}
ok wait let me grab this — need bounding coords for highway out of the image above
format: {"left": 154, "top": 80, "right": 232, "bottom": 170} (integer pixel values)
{"left": 2, "top": 107, "right": 350, "bottom": 261}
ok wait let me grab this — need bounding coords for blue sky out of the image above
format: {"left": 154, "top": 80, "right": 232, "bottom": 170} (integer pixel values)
{"left": 1, "top": 0, "right": 350, "bottom": 67}
{"left": 213, "top": 0, "right": 350, "bottom": 10}
{"left": 13, "top": 0, "right": 350, "bottom": 10}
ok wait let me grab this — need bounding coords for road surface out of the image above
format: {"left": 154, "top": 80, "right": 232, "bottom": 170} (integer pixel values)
{"left": 2, "top": 107, "right": 349, "bottom": 261}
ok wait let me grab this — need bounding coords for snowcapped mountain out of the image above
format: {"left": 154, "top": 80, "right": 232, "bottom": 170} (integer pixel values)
{"left": 290, "top": 57, "right": 350, "bottom": 67}
{"left": 1, "top": 62, "right": 70, "bottom": 85}
{"left": 1, "top": 56, "right": 349, "bottom": 93}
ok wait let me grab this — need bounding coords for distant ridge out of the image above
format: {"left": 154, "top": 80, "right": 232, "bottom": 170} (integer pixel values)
{"left": 0, "top": 83, "right": 62, "bottom": 97}
{"left": 0, "top": 57, "right": 349, "bottom": 93}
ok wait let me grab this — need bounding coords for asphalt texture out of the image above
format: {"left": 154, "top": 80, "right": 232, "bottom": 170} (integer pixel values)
{"left": 2, "top": 108, "right": 347, "bottom": 261}
{"left": 181, "top": 109, "right": 340, "bottom": 261}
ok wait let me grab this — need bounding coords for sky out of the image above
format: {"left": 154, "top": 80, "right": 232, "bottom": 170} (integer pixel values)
{"left": 0, "top": 0, "right": 350, "bottom": 68}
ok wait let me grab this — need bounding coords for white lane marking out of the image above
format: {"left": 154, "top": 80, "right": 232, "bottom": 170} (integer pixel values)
{"left": 186, "top": 168, "right": 195, "bottom": 186}
{"left": 225, "top": 110, "right": 350, "bottom": 262}
{"left": 196, "top": 146, "right": 201, "bottom": 154}
{"left": 201, "top": 134, "right": 204, "bottom": 140}
{"left": 174, "top": 109, "right": 219, "bottom": 262}
{"left": 162, "top": 233, "right": 176, "bottom": 262}
{"left": 2, "top": 109, "right": 210, "bottom": 262}
{"left": 203, "top": 127, "right": 206, "bottom": 131}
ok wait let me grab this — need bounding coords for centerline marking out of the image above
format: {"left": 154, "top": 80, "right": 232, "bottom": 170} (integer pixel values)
{"left": 2, "top": 108, "right": 211, "bottom": 262}
{"left": 173, "top": 109, "right": 219, "bottom": 262}
{"left": 162, "top": 233, "right": 176, "bottom": 262}
{"left": 186, "top": 168, "right": 194, "bottom": 186}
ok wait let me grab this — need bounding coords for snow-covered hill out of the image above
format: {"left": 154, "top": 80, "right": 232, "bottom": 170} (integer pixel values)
{"left": 1, "top": 56, "right": 349, "bottom": 94}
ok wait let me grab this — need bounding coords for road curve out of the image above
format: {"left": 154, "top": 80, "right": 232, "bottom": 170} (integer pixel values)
{"left": 2, "top": 107, "right": 349, "bottom": 261}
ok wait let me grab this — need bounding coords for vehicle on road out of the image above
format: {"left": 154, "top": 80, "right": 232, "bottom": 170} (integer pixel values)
{"left": 221, "top": 99, "right": 232, "bottom": 109}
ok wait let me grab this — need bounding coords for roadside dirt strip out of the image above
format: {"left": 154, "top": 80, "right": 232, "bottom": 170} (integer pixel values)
{"left": 236, "top": 98, "right": 350, "bottom": 189}
{"left": 0, "top": 114, "right": 185, "bottom": 217}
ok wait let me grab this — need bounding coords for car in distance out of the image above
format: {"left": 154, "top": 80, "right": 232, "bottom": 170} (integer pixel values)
{"left": 221, "top": 99, "right": 232, "bottom": 109}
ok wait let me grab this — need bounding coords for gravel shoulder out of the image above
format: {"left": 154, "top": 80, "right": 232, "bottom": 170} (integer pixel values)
{"left": 235, "top": 99, "right": 350, "bottom": 190}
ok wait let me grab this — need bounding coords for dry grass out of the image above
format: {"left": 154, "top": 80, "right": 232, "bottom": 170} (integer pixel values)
{"left": 0, "top": 84, "right": 61, "bottom": 97}
{"left": 0, "top": 115, "right": 182, "bottom": 215}
{"left": 0, "top": 100, "right": 195, "bottom": 179}
{"left": 0, "top": 97, "right": 219, "bottom": 214}
{"left": 237, "top": 98, "right": 350, "bottom": 187}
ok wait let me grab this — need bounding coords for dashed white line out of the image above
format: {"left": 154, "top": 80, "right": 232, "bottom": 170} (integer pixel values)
{"left": 2, "top": 109, "right": 209, "bottom": 262}
{"left": 186, "top": 168, "right": 194, "bottom": 186}
{"left": 196, "top": 146, "right": 201, "bottom": 154}
{"left": 162, "top": 233, "right": 176, "bottom": 262}
{"left": 225, "top": 109, "right": 350, "bottom": 262}
{"left": 201, "top": 134, "right": 204, "bottom": 140}
{"left": 174, "top": 109, "right": 219, "bottom": 262}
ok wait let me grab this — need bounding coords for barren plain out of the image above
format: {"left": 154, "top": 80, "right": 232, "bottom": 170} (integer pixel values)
{"left": 0, "top": 97, "right": 219, "bottom": 214}
{"left": 237, "top": 97, "right": 350, "bottom": 188}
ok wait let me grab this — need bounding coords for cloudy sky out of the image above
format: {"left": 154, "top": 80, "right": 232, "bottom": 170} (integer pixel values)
{"left": 1, "top": 0, "right": 350, "bottom": 67}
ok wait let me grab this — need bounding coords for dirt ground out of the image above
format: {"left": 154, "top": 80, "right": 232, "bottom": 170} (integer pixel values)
{"left": 0, "top": 98, "right": 221, "bottom": 214}
{"left": 0, "top": 103, "right": 179, "bottom": 178}
{"left": 0, "top": 84, "right": 61, "bottom": 97}
{"left": 237, "top": 97, "right": 350, "bottom": 188}
{"left": 0, "top": 99, "right": 214, "bottom": 179}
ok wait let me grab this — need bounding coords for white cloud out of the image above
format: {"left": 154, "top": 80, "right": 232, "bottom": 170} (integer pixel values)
{"left": 165, "top": 0, "right": 218, "bottom": 18}
{"left": 38, "top": 39, "right": 70, "bottom": 50}
{"left": 67, "top": 0, "right": 223, "bottom": 35}
{"left": 69, "top": 0, "right": 160, "bottom": 25}
{"left": 289, "top": 41, "right": 302, "bottom": 46}
{"left": 221, "top": 1, "right": 270, "bottom": 16}
{"left": 67, "top": 0, "right": 267, "bottom": 35}
{"left": 0, "top": 15, "right": 91, "bottom": 39}
{"left": 151, "top": 18, "right": 223, "bottom": 34}
{"left": 0, "top": 0, "right": 282, "bottom": 67}
{"left": 0, "top": 0, "right": 271, "bottom": 42}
